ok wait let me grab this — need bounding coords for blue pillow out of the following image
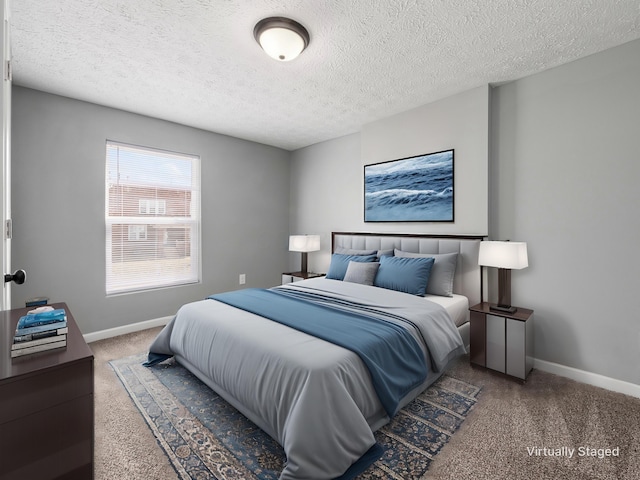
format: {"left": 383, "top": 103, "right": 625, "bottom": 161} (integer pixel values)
{"left": 326, "top": 254, "right": 378, "bottom": 280}
{"left": 394, "top": 249, "right": 458, "bottom": 297}
{"left": 374, "top": 256, "right": 435, "bottom": 296}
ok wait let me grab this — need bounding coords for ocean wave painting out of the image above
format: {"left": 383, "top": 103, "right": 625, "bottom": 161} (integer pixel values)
{"left": 365, "top": 150, "right": 454, "bottom": 222}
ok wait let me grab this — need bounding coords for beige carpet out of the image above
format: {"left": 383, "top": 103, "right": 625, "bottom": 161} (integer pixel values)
{"left": 93, "top": 328, "right": 640, "bottom": 480}
{"left": 94, "top": 327, "right": 177, "bottom": 480}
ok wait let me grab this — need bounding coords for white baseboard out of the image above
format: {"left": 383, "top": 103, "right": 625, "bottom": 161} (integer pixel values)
{"left": 534, "top": 358, "right": 640, "bottom": 399}
{"left": 83, "top": 316, "right": 173, "bottom": 344}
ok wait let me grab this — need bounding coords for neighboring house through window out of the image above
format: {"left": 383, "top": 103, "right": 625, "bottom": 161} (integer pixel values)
{"left": 105, "top": 141, "right": 201, "bottom": 295}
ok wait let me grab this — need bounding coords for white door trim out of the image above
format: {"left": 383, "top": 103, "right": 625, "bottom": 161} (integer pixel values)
{"left": 1, "top": 0, "right": 11, "bottom": 310}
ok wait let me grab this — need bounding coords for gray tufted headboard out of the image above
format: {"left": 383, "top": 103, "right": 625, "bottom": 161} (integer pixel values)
{"left": 332, "top": 232, "right": 485, "bottom": 307}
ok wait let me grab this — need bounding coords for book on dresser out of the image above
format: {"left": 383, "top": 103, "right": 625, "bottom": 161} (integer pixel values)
{"left": 11, "top": 308, "right": 68, "bottom": 358}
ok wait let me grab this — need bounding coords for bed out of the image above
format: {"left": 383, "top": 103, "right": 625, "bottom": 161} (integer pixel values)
{"left": 146, "top": 232, "right": 484, "bottom": 480}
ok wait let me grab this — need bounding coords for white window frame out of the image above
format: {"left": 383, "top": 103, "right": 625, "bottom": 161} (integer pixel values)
{"left": 105, "top": 141, "right": 201, "bottom": 295}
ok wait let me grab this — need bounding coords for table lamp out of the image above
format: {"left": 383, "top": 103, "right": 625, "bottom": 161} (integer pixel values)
{"left": 289, "top": 235, "right": 320, "bottom": 273}
{"left": 478, "top": 240, "right": 528, "bottom": 313}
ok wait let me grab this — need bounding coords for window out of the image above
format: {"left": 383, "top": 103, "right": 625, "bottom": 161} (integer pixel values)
{"left": 127, "top": 225, "right": 148, "bottom": 241}
{"left": 139, "top": 199, "right": 166, "bottom": 215}
{"left": 106, "top": 141, "right": 201, "bottom": 295}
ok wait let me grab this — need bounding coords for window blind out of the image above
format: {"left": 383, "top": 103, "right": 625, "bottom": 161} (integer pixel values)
{"left": 105, "top": 141, "right": 201, "bottom": 295}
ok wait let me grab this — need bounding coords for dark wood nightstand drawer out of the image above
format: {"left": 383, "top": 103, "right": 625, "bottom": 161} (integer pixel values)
{"left": 469, "top": 302, "right": 534, "bottom": 380}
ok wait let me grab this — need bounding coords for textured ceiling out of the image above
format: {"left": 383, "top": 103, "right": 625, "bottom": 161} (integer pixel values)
{"left": 10, "top": 0, "right": 640, "bottom": 151}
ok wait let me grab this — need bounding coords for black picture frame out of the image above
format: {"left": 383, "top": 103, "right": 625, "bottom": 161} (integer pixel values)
{"left": 364, "top": 149, "right": 454, "bottom": 222}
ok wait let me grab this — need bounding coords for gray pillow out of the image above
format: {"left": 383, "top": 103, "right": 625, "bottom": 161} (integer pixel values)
{"left": 343, "top": 261, "right": 380, "bottom": 286}
{"left": 334, "top": 247, "right": 393, "bottom": 259}
{"left": 334, "top": 247, "right": 378, "bottom": 256}
{"left": 394, "top": 249, "right": 458, "bottom": 297}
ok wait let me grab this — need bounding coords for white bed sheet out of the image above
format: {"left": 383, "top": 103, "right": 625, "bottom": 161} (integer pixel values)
{"left": 425, "top": 293, "right": 470, "bottom": 327}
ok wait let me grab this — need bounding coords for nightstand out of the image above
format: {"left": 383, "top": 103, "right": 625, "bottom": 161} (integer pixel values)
{"left": 469, "top": 302, "right": 534, "bottom": 380}
{"left": 282, "top": 271, "right": 325, "bottom": 284}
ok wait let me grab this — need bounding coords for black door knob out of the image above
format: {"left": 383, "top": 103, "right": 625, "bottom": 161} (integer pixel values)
{"left": 4, "top": 269, "right": 26, "bottom": 285}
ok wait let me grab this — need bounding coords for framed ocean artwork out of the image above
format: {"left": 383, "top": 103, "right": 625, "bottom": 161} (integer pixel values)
{"left": 364, "top": 149, "right": 454, "bottom": 222}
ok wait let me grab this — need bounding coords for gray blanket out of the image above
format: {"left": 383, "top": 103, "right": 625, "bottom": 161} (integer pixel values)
{"left": 148, "top": 278, "right": 465, "bottom": 479}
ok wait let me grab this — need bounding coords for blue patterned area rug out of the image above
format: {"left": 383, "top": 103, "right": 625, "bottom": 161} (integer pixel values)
{"left": 111, "top": 354, "right": 480, "bottom": 479}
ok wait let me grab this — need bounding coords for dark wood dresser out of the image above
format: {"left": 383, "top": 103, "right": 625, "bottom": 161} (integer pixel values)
{"left": 0, "top": 302, "right": 94, "bottom": 480}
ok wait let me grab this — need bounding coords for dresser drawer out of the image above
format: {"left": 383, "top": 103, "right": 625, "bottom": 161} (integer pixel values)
{"left": 0, "top": 359, "right": 93, "bottom": 424}
{"left": 0, "top": 393, "right": 93, "bottom": 479}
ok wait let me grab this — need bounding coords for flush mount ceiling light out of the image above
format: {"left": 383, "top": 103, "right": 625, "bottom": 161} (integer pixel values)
{"left": 254, "top": 17, "right": 310, "bottom": 62}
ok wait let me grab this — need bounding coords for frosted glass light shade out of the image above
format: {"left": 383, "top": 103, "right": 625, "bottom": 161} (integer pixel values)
{"left": 478, "top": 241, "right": 528, "bottom": 269}
{"left": 289, "top": 235, "right": 320, "bottom": 252}
{"left": 258, "top": 28, "right": 304, "bottom": 61}
{"left": 254, "top": 17, "right": 310, "bottom": 62}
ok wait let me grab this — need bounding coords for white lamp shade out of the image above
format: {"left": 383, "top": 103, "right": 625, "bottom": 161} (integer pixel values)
{"left": 258, "top": 27, "right": 305, "bottom": 61}
{"left": 478, "top": 241, "right": 528, "bottom": 269}
{"left": 289, "top": 235, "right": 320, "bottom": 252}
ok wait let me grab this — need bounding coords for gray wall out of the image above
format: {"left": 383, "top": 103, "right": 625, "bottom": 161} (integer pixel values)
{"left": 491, "top": 38, "right": 640, "bottom": 385}
{"left": 12, "top": 87, "right": 290, "bottom": 334}
{"left": 361, "top": 85, "right": 489, "bottom": 236}
{"left": 289, "top": 133, "right": 362, "bottom": 271}
{"left": 290, "top": 86, "right": 490, "bottom": 273}
{"left": 290, "top": 39, "right": 640, "bottom": 386}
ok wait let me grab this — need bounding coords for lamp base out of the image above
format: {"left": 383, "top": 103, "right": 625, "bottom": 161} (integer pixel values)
{"left": 490, "top": 304, "right": 517, "bottom": 314}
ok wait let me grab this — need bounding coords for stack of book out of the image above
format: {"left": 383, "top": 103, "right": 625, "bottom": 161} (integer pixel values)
{"left": 11, "top": 308, "right": 68, "bottom": 358}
